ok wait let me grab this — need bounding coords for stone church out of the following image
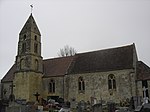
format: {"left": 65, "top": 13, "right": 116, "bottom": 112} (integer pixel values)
{"left": 1, "top": 14, "right": 150, "bottom": 105}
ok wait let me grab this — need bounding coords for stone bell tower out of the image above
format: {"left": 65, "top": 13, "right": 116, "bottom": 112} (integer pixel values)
{"left": 14, "top": 13, "right": 43, "bottom": 101}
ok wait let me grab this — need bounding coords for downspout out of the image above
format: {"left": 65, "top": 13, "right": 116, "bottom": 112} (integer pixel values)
{"left": 1, "top": 83, "right": 4, "bottom": 99}
{"left": 129, "top": 71, "right": 135, "bottom": 96}
{"left": 63, "top": 76, "right": 64, "bottom": 99}
{"left": 133, "top": 43, "right": 138, "bottom": 96}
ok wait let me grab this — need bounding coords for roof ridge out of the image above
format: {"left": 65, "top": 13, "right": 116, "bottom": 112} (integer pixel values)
{"left": 44, "top": 44, "right": 134, "bottom": 60}
{"left": 43, "top": 55, "right": 74, "bottom": 61}
{"left": 77, "top": 43, "right": 134, "bottom": 55}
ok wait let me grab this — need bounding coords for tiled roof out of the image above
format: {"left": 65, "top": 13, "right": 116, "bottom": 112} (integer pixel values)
{"left": 69, "top": 44, "right": 134, "bottom": 74}
{"left": 1, "top": 64, "right": 16, "bottom": 82}
{"left": 1, "top": 44, "right": 139, "bottom": 82}
{"left": 137, "top": 61, "right": 150, "bottom": 80}
{"left": 43, "top": 56, "right": 74, "bottom": 77}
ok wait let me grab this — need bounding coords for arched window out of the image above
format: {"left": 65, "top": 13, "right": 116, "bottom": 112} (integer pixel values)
{"left": 49, "top": 79, "right": 55, "bottom": 93}
{"left": 35, "top": 35, "right": 37, "bottom": 41}
{"left": 23, "top": 34, "right": 26, "bottom": 40}
{"left": 20, "top": 59, "right": 25, "bottom": 70}
{"left": 34, "top": 43, "right": 38, "bottom": 53}
{"left": 108, "top": 74, "right": 116, "bottom": 90}
{"left": 78, "top": 77, "right": 85, "bottom": 93}
{"left": 22, "top": 43, "right": 26, "bottom": 53}
{"left": 35, "top": 59, "right": 38, "bottom": 71}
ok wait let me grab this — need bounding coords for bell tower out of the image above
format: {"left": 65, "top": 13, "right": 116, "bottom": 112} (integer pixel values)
{"left": 14, "top": 13, "right": 43, "bottom": 101}
{"left": 16, "top": 13, "right": 42, "bottom": 73}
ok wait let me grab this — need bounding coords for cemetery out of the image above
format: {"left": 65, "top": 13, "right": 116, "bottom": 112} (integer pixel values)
{"left": 0, "top": 89, "right": 150, "bottom": 112}
{"left": 0, "top": 81, "right": 150, "bottom": 112}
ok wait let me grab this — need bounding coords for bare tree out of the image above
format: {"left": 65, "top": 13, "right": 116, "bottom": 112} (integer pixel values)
{"left": 58, "top": 45, "right": 77, "bottom": 57}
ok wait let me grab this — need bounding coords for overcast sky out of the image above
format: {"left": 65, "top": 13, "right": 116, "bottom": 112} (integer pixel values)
{"left": 0, "top": 0, "right": 150, "bottom": 79}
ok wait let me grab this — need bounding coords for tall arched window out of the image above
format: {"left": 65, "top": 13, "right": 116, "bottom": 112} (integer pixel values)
{"left": 35, "top": 35, "right": 37, "bottom": 41}
{"left": 49, "top": 79, "right": 55, "bottom": 93}
{"left": 78, "top": 77, "right": 85, "bottom": 93}
{"left": 22, "top": 43, "right": 26, "bottom": 53}
{"left": 23, "top": 34, "right": 26, "bottom": 40}
{"left": 20, "top": 59, "right": 25, "bottom": 70}
{"left": 108, "top": 74, "right": 116, "bottom": 90}
{"left": 34, "top": 43, "right": 38, "bottom": 53}
{"left": 35, "top": 59, "right": 39, "bottom": 71}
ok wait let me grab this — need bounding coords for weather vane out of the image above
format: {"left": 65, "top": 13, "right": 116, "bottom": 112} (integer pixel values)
{"left": 30, "top": 4, "right": 33, "bottom": 13}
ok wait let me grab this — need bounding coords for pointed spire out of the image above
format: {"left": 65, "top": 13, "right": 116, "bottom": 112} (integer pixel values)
{"left": 19, "top": 14, "right": 41, "bottom": 35}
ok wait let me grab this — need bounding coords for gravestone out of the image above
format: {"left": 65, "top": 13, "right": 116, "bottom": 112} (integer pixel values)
{"left": 142, "top": 86, "right": 149, "bottom": 104}
{"left": 141, "top": 103, "right": 150, "bottom": 112}
{"left": 6, "top": 106, "right": 20, "bottom": 112}
{"left": 70, "top": 98, "right": 77, "bottom": 109}
{"left": 92, "top": 103, "right": 102, "bottom": 112}
{"left": 6, "top": 101, "right": 21, "bottom": 112}
{"left": 16, "top": 99, "right": 26, "bottom": 105}
{"left": 134, "top": 105, "right": 143, "bottom": 112}
{"left": 38, "top": 105, "right": 43, "bottom": 112}
{"left": 107, "top": 102, "right": 115, "bottom": 112}
{"left": 115, "top": 107, "right": 129, "bottom": 112}
{"left": 129, "top": 97, "right": 135, "bottom": 110}
{"left": 6, "top": 99, "right": 27, "bottom": 112}
{"left": 132, "top": 96, "right": 142, "bottom": 109}
{"left": 26, "top": 104, "right": 37, "bottom": 112}
{"left": 77, "top": 100, "right": 86, "bottom": 112}
{"left": 91, "top": 97, "right": 97, "bottom": 106}
{"left": 135, "top": 103, "right": 150, "bottom": 112}
{"left": 86, "top": 101, "right": 91, "bottom": 111}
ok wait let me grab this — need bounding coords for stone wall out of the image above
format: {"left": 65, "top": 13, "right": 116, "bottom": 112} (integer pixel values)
{"left": 136, "top": 81, "right": 143, "bottom": 97}
{"left": 1, "top": 82, "right": 12, "bottom": 100}
{"left": 14, "top": 72, "right": 42, "bottom": 102}
{"left": 65, "top": 69, "right": 136, "bottom": 104}
{"left": 42, "top": 76, "right": 64, "bottom": 100}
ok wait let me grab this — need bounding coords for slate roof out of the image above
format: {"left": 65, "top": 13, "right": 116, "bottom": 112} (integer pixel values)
{"left": 1, "top": 56, "right": 74, "bottom": 81}
{"left": 69, "top": 44, "right": 134, "bottom": 74}
{"left": 1, "top": 64, "right": 16, "bottom": 83}
{"left": 137, "top": 61, "right": 150, "bottom": 80}
{"left": 2, "top": 44, "right": 150, "bottom": 82}
{"left": 43, "top": 56, "right": 74, "bottom": 77}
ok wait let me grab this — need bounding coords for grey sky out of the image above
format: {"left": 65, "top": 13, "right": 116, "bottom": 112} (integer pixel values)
{"left": 0, "top": 0, "right": 150, "bottom": 79}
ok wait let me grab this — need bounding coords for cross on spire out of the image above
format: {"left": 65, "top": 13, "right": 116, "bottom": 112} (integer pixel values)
{"left": 30, "top": 4, "right": 33, "bottom": 13}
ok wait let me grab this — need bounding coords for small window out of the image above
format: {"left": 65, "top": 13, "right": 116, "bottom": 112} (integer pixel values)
{"left": 22, "top": 43, "right": 26, "bottom": 53}
{"left": 23, "top": 35, "right": 26, "bottom": 40}
{"left": 35, "top": 35, "right": 37, "bottom": 41}
{"left": 34, "top": 43, "right": 38, "bottom": 53}
{"left": 78, "top": 77, "right": 85, "bottom": 93}
{"left": 49, "top": 79, "right": 55, "bottom": 93}
{"left": 20, "top": 59, "right": 25, "bottom": 70}
{"left": 35, "top": 59, "right": 39, "bottom": 71}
